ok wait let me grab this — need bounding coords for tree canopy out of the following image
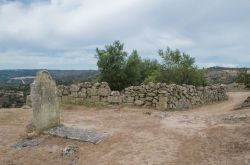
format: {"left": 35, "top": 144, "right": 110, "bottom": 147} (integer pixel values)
{"left": 95, "top": 41, "right": 206, "bottom": 90}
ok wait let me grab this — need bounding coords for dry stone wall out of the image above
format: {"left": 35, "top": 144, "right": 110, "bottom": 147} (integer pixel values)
{"left": 0, "top": 90, "right": 25, "bottom": 108}
{"left": 57, "top": 82, "right": 227, "bottom": 110}
{"left": 57, "top": 82, "right": 112, "bottom": 104}
{"left": 123, "top": 82, "right": 227, "bottom": 110}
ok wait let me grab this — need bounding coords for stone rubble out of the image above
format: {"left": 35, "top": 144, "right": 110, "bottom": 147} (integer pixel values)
{"left": 240, "top": 96, "right": 250, "bottom": 108}
{"left": 222, "top": 113, "right": 248, "bottom": 123}
{"left": 235, "top": 96, "right": 250, "bottom": 110}
{"left": 13, "top": 138, "right": 43, "bottom": 149}
{"left": 62, "top": 144, "right": 78, "bottom": 156}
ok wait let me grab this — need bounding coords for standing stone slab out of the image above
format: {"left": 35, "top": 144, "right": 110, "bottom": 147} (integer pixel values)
{"left": 31, "top": 70, "right": 60, "bottom": 133}
{"left": 157, "top": 96, "right": 168, "bottom": 111}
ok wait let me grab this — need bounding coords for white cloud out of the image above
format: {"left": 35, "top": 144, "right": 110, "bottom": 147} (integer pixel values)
{"left": 0, "top": 50, "right": 97, "bottom": 69}
{"left": 0, "top": 0, "right": 250, "bottom": 69}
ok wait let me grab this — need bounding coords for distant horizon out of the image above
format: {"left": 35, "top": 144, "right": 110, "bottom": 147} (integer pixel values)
{"left": 1, "top": 66, "right": 250, "bottom": 71}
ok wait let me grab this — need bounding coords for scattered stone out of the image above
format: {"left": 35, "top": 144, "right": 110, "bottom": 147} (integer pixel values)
{"left": 26, "top": 122, "right": 36, "bottom": 133}
{"left": 69, "top": 156, "right": 79, "bottom": 165}
{"left": 62, "top": 144, "right": 78, "bottom": 156}
{"left": 156, "top": 112, "right": 168, "bottom": 118}
{"left": 223, "top": 113, "right": 248, "bottom": 123}
{"left": 22, "top": 105, "right": 31, "bottom": 109}
{"left": 13, "top": 138, "right": 43, "bottom": 149}
{"left": 144, "top": 111, "right": 151, "bottom": 115}
{"left": 31, "top": 70, "right": 60, "bottom": 134}
{"left": 27, "top": 131, "right": 37, "bottom": 138}
{"left": 46, "top": 126, "right": 110, "bottom": 144}
{"left": 235, "top": 96, "right": 250, "bottom": 110}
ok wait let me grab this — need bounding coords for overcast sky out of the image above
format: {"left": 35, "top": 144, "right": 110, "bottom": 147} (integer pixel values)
{"left": 0, "top": 0, "right": 249, "bottom": 70}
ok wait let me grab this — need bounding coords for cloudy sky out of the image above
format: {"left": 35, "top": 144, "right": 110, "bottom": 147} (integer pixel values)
{"left": 0, "top": 0, "right": 249, "bottom": 70}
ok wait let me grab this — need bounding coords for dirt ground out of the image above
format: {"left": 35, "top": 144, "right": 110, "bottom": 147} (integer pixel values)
{"left": 0, "top": 92, "right": 250, "bottom": 165}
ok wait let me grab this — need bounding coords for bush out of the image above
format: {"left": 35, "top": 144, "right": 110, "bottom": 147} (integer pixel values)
{"left": 147, "top": 47, "right": 206, "bottom": 86}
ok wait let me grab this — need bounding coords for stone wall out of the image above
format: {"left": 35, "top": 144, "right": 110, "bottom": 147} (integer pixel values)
{"left": 0, "top": 90, "right": 25, "bottom": 108}
{"left": 57, "top": 82, "right": 227, "bottom": 110}
{"left": 57, "top": 82, "right": 112, "bottom": 104}
{"left": 123, "top": 82, "right": 227, "bottom": 110}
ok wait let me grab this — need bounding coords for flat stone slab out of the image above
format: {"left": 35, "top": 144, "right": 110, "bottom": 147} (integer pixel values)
{"left": 46, "top": 126, "right": 110, "bottom": 144}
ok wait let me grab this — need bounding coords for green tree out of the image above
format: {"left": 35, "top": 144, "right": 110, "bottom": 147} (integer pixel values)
{"left": 141, "top": 59, "right": 160, "bottom": 82}
{"left": 150, "top": 47, "right": 205, "bottom": 86}
{"left": 95, "top": 41, "right": 128, "bottom": 90}
{"left": 125, "top": 50, "right": 143, "bottom": 86}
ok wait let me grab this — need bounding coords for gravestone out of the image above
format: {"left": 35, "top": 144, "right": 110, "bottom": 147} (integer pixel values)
{"left": 31, "top": 70, "right": 60, "bottom": 133}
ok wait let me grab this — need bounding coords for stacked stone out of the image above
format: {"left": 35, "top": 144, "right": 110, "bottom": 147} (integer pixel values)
{"left": 108, "top": 91, "right": 123, "bottom": 104}
{"left": 124, "top": 83, "right": 227, "bottom": 110}
{"left": 57, "top": 82, "right": 111, "bottom": 104}
{"left": 0, "top": 90, "right": 24, "bottom": 108}
{"left": 57, "top": 81, "right": 227, "bottom": 110}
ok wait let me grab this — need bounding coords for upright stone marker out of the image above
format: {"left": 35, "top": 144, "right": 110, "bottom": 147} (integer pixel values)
{"left": 157, "top": 96, "right": 168, "bottom": 111}
{"left": 31, "top": 70, "right": 60, "bottom": 133}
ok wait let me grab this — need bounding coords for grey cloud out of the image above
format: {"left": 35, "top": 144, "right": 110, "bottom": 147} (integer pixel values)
{"left": 0, "top": 0, "right": 249, "bottom": 69}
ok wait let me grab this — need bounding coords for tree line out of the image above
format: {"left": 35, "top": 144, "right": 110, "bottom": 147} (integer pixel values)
{"left": 95, "top": 41, "right": 206, "bottom": 90}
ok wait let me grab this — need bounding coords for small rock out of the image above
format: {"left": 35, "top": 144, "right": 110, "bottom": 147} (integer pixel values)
{"left": 27, "top": 132, "right": 37, "bottom": 138}
{"left": 26, "top": 122, "right": 36, "bottom": 133}
{"left": 13, "top": 138, "right": 43, "bottom": 149}
{"left": 144, "top": 111, "right": 151, "bottom": 115}
{"left": 69, "top": 156, "right": 79, "bottom": 165}
{"left": 135, "top": 100, "right": 144, "bottom": 106}
{"left": 22, "top": 105, "right": 31, "bottom": 109}
{"left": 154, "top": 112, "right": 168, "bottom": 118}
{"left": 62, "top": 145, "right": 78, "bottom": 156}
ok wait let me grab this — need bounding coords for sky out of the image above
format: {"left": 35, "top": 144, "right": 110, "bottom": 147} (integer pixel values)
{"left": 0, "top": 0, "right": 250, "bottom": 70}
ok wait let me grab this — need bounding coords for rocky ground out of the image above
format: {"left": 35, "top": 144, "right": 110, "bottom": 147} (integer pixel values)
{"left": 0, "top": 92, "right": 250, "bottom": 165}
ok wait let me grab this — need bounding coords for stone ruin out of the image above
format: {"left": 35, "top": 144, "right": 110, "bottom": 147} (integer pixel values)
{"left": 124, "top": 82, "right": 227, "bottom": 110}
{"left": 0, "top": 90, "right": 25, "bottom": 108}
{"left": 57, "top": 82, "right": 228, "bottom": 110}
{"left": 22, "top": 70, "right": 227, "bottom": 145}
{"left": 31, "top": 70, "right": 60, "bottom": 133}
{"left": 57, "top": 82, "right": 111, "bottom": 104}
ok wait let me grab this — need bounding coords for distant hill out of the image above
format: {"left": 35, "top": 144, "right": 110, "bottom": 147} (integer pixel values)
{"left": 1, "top": 67, "right": 250, "bottom": 88}
{"left": 207, "top": 66, "right": 250, "bottom": 71}
{"left": 206, "top": 67, "right": 250, "bottom": 84}
{"left": 0, "top": 69, "right": 99, "bottom": 87}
